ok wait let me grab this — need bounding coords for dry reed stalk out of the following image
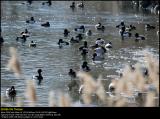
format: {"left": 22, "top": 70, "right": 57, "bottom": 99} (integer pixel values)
{"left": 77, "top": 72, "right": 97, "bottom": 104}
{"left": 96, "top": 76, "right": 106, "bottom": 102}
{"left": 16, "top": 97, "right": 23, "bottom": 107}
{"left": 25, "top": 80, "right": 37, "bottom": 106}
{"left": 7, "top": 47, "right": 21, "bottom": 78}
{"left": 144, "top": 92, "right": 156, "bottom": 107}
{"left": 48, "top": 91, "right": 56, "bottom": 107}
{"left": 58, "top": 93, "right": 71, "bottom": 107}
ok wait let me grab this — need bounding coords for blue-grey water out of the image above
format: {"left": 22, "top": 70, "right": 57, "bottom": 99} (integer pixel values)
{"left": 1, "top": 1, "right": 159, "bottom": 106}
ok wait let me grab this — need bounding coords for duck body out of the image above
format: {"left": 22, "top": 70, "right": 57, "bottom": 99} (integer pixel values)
{"left": 92, "top": 53, "right": 104, "bottom": 61}
{"left": 86, "top": 30, "right": 92, "bottom": 36}
{"left": 119, "top": 29, "right": 132, "bottom": 37}
{"left": 58, "top": 39, "right": 69, "bottom": 48}
{"left": 6, "top": 86, "right": 16, "bottom": 100}
{"left": 105, "top": 42, "right": 112, "bottom": 49}
{"left": 74, "top": 25, "right": 85, "bottom": 33}
{"left": 41, "top": 22, "right": 50, "bottom": 27}
{"left": 81, "top": 61, "right": 90, "bottom": 72}
{"left": 95, "top": 38, "right": 105, "bottom": 46}
{"left": 145, "top": 24, "right": 155, "bottom": 30}
{"left": 29, "top": 41, "right": 36, "bottom": 48}
{"left": 95, "top": 23, "right": 105, "bottom": 31}
{"left": 26, "top": 17, "right": 35, "bottom": 24}
{"left": 68, "top": 69, "right": 76, "bottom": 79}
{"left": 77, "top": 2, "right": 84, "bottom": 8}
{"left": 33, "top": 69, "right": 43, "bottom": 85}
{"left": 135, "top": 33, "right": 145, "bottom": 41}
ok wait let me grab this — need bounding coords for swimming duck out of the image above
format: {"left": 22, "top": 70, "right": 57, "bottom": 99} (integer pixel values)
{"left": 95, "top": 23, "right": 105, "bottom": 30}
{"left": 75, "top": 34, "right": 83, "bottom": 40}
{"left": 21, "top": 29, "right": 30, "bottom": 37}
{"left": 86, "top": 30, "right": 92, "bottom": 36}
{"left": 6, "top": 86, "right": 16, "bottom": 100}
{"left": 58, "top": 39, "right": 69, "bottom": 48}
{"left": 119, "top": 29, "right": 132, "bottom": 37}
{"left": 145, "top": 24, "right": 155, "bottom": 30}
{"left": 92, "top": 53, "right": 104, "bottom": 61}
{"left": 16, "top": 34, "right": 27, "bottom": 43}
{"left": 33, "top": 69, "right": 43, "bottom": 85}
{"left": 81, "top": 61, "right": 90, "bottom": 72}
{"left": 42, "top": 0, "right": 52, "bottom": 6}
{"left": 126, "top": 25, "right": 136, "bottom": 31}
{"left": 95, "top": 38, "right": 105, "bottom": 46}
{"left": 26, "top": 17, "right": 35, "bottom": 24}
{"left": 79, "top": 41, "right": 88, "bottom": 56}
{"left": 75, "top": 25, "right": 85, "bottom": 33}
{"left": 29, "top": 41, "right": 36, "bottom": 48}
{"left": 94, "top": 45, "right": 106, "bottom": 57}
{"left": 70, "top": 2, "right": 75, "bottom": 9}
{"left": 41, "top": 22, "right": 50, "bottom": 27}
{"left": 135, "top": 33, "right": 145, "bottom": 41}
{"left": 70, "top": 37, "right": 79, "bottom": 43}
{"left": 64, "top": 29, "right": 70, "bottom": 37}
{"left": 116, "top": 22, "right": 125, "bottom": 29}
{"left": 77, "top": 2, "right": 84, "bottom": 8}
{"left": 68, "top": 69, "right": 76, "bottom": 79}
{"left": 105, "top": 42, "right": 112, "bottom": 49}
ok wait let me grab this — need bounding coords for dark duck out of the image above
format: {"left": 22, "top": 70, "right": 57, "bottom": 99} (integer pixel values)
{"left": 6, "top": 86, "right": 16, "bottom": 101}
{"left": 33, "top": 69, "right": 43, "bottom": 85}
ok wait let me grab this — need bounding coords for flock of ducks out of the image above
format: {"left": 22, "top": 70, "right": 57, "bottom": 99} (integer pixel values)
{"left": 1, "top": 1, "right": 158, "bottom": 101}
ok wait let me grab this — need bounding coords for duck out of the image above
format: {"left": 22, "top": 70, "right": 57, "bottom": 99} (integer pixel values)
{"left": 95, "top": 38, "right": 105, "bottom": 46}
{"left": 29, "top": 41, "right": 36, "bottom": 48}
{"left": 42, "top": 0, "right": 52, "bottom": 6}
{"left": 79, "top": 41, "right": 88, "bottom": 56}
{"left": 81, "top": 61, "right": 90, "bottom": 72}
{"left": 75, "top": 34, "right": 83, "bottom": 41}
{"left": 119, "top": 29, "right": 132, "bottom": 37}
{"left": 0, "top": 36, "right": 4, "bottom": 45}
{"left": 92, "top": 53, "right": 104, "bottom": 61}
{"left": 68, "top": 69, "right": 76, "bottom": 79}
{"left": 77, "top": 2, "right": 84, "bottom": 8}
{"left": 74, "top": 25, "right": 85, "bottom": 33}
{"left": 26, "top": 17, "right": 35, "bottom": 24}
{"left": 16, "top": 34, "right": 27, "bottom": 43}
{"left": 85, "top": 30, "right": 92, "bottom": 36}
{"left": 126, "top": 25, "right": 136, "bottom": 31}
{"left": 145, "top": 24, "right": 155, "bottom": 30}
{"left": 70, "top": 37, "right": 79, "bottom": 43}
{"left": 135, "top": 33, "right": 145, "bottom": 41}
{"left": 64, "top": 29, "right": 70, "bottom": 37}
{"left": 32, "top": 69, "right": 43, "bottom": 85}
{"left": 105, "top": 42, "right": 112, "bottom": 49}
{"left": 41, "top": 22, "right": 50, "bottom": 27}
{"left": 6, "top": 86, "right": 16, "bottom": 100}
{"left": 116, "top": 22, "right": 125, "bottom": 29}
{"left": 70, "top": 2, "right": 75, "bottom": 9}
{"left": 95, "top": 23, "right": 105, "bottom": 31}
{"left": 94, "top": 44, "right": 106, "bottom": 56}
{"left": 21, "top": 29, "right": 30, "bottom": 37}
{"left": 57, "top": 39, "right": 69, "bottom": 48}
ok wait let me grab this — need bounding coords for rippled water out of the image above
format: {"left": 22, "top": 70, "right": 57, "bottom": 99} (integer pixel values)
{"left": 1, "top": 1, "right": 159, "bottom": 106}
